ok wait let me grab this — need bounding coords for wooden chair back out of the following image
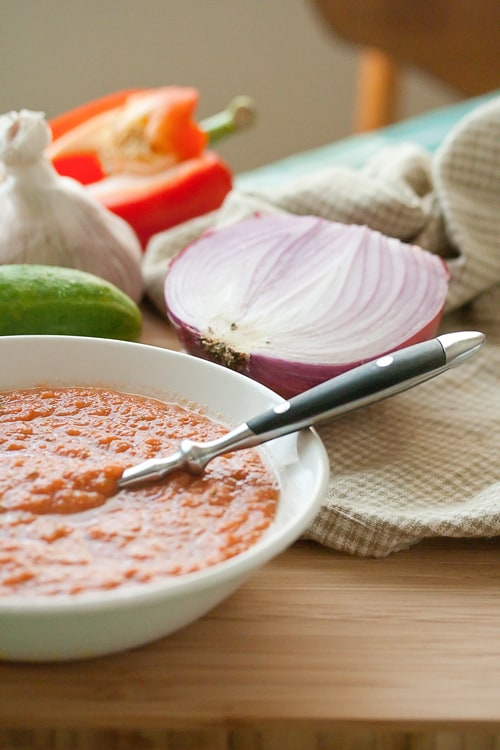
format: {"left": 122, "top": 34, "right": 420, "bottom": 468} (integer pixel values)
{"left": 309, "top": 0, "right": 500, "bottom": 131}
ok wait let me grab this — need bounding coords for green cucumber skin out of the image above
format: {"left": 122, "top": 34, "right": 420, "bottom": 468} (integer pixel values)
{"left": 0, "top": 265, "right": 142, "bottom": 341}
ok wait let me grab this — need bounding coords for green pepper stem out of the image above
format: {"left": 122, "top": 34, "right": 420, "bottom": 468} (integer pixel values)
{"left": 201, "top": 96, "right": 257, "bottom": 144}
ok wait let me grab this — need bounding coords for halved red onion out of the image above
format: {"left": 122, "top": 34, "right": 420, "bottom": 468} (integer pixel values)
{"left": 164, "top": 214, "right": 449, "bottom": 397}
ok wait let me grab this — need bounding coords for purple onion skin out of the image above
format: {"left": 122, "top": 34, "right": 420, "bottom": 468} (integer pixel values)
{"left": 164, "top": 215, "right": 449, "bottom": 399}
{"left": 167, "top": 308, "right": 444, "bottom": 399}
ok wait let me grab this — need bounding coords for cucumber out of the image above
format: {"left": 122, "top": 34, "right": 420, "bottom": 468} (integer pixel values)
{"left": 0, "top": 265, "right": 142, "bottom": 341}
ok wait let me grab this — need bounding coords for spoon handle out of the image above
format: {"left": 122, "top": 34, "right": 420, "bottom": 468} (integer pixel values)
{"left": 246, "top": 331, "right": 484, "bottom": 441}
{"left": 118, "top": 331, "right": 484, "bottom": 488}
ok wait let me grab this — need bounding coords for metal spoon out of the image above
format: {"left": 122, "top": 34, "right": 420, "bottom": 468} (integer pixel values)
{"left": 118, "top": 331, "right": 484, "bottom": 489}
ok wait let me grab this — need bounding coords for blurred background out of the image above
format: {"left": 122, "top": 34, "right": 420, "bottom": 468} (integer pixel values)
{"left": 0, "top": 0, "right": 468, "bottom": 174}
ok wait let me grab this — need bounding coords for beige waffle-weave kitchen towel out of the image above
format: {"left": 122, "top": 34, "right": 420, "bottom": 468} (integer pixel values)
{"left": 143, "top": 96, "right": 500, "bottom": 556}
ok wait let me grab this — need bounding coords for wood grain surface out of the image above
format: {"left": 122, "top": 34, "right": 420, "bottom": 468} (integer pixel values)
{"left": 1, "top": 538, "right": 499, "bottom": 728}
{"left": 1, "top": 305, "right": 499, "bottom": 748}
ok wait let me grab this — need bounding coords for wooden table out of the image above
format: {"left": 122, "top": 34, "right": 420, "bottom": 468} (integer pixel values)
{"left": 1, "top": 306, "right": 499, "bottom": 750}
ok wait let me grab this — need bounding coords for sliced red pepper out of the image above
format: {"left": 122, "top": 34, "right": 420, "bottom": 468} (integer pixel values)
{"left": 88, "top": 152, "right": 232, "bottom": 247}
{"left": 47, "top": 87, "right": 233, "bottom": 246}
{"left": 49, "top": 89, "right": 137, "bottom": 141}
{"left": 49, "top": 89, "right": 139, "bottom": 184}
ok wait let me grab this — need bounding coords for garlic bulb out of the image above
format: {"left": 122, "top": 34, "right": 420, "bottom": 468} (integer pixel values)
{"left": 0, "top": 109, "right": 144, "bottom": 302}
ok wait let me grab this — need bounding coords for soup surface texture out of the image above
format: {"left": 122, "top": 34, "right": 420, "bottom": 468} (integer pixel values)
{"left": 0, "top": 387, "right": 279, "bottom": 596}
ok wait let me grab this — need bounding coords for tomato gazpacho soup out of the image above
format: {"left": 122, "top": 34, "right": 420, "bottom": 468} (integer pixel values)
{"left": 0, "top": 387, "right": 279, "bottom": 596}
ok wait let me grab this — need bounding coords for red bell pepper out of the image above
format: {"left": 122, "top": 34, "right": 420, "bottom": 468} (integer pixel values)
{"left": 47, "top": 87, "right": 238, "bottom": 247}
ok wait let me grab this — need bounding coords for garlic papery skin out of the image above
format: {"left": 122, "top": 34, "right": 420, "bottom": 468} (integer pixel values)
{"left": 0, "top": 109, "right": 144, "bottom": 302}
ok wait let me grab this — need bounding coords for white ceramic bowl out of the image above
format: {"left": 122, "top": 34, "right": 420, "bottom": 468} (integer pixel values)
{"left": 0, "top": 335, "right": 329, "bottom": 662}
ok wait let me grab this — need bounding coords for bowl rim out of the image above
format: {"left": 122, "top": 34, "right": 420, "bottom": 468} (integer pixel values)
{"left": 0, "top": 335, "right": 330, "bottom": 613}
